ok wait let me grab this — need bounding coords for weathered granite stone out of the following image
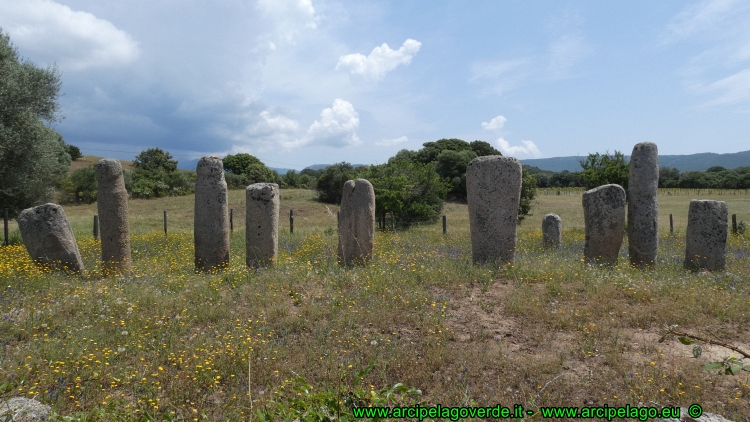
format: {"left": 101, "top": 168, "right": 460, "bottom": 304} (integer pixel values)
{"left": 684, "top": 200, "right": 727, "bottom": 271}
{"left": 246, "top": 183, "right": 279, "bottom": 268}
{"left": 466, "top": 155, "right": 522, "bottom": 264}
{"left": 95, "top": 158, "right": 131, "bottom": 274}
{"left": 0, "top": 397, "right": 51, "bottom": 421}
{"left": 628, "top": 142, "right": 659, "bottom": 267}
{"left": 194, "top": 157, "right": 230, "bottom": 271}
{"left": 583, "top": 184, "right": 626, "bottom": 266}
{"left": 17, "top": 203, "right": 84, "bottom": 272}
{"left": 337, "top": 179, "right": 375, "bottom": 266}
{"left": 542, "top": 213, "right": 562, "bottom": 249}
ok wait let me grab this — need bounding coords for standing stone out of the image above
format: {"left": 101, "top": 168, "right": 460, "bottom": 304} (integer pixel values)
{"left": 194, "top": 157, "right": 230, "bottom": 271}
{"left": 583, "top": 184, "right": 626, "bottom": 266}
{"left": 0, "top": 397, "right": 52, "bottom": 421}
{"left": 684, "top": 200, "right": 727, "bottom": 271}
{"left": 246, "top": 183, "right": 279, "bottom": 268}
{"left": 466, "top": 156, "right": 522, "bottom": 265}
{"left": 542, "top": 213, "right": 562, "bottom": 249}
{"left": 17, "top": 203, "right": 84, "bottom": 272}
{"left": 95, "top": 158, "right": 131, "bottom": 274}
{"left": 337, "top": 179, "right": 375, "bottom": 266}
{"left": 628, "top": 142, "right": 659, "bottom": 267}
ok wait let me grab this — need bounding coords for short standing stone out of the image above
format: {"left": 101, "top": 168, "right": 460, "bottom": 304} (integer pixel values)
{"left": 194, "top": 157, "right": 230, "bottom": 271}
{"left": 246, "top": 183, "right": 279, "bottom": 267}
{"left": 628, "top": 142, "right": 659, "bottom": 267}
{"left": 337, "top": 179, "right": 375, "bottom": 266}
{"left": 542, "top": 213, "right": 562, "bottom": 249}
{"left": 466, "top": 155, "right": 522, "bottom": 264}
{"left": 583, "top": 184, "right": 626, "bottom": 266}
{"left": 95, "top": 158, "right": 131, "bottom": 274}
{"left": 684, "top": 200, "right": 727, "bottom": 271}
{"left": 17, "top": 203, "right": 84, "bottom": 272}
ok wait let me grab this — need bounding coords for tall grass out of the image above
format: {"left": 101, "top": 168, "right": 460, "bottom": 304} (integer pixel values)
{"left": 0, "top": 189, "right": 748, "bottom": 421}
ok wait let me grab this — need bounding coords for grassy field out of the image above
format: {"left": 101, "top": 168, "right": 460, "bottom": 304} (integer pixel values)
{"left": 1, "top": 189, "right": 749, "bottom": 421}
{"left": 70, "top": 156, "right": 134, "bottom": 174}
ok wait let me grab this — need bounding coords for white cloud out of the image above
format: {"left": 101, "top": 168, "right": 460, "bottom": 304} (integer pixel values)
{"left": 481, "top": 115, "right": 507, "bottom": 131}
{"left": 336, "top": 39, "right": 421, "bottom": 80}
{"left": 256, "top": 0, "right": 320, "bottom": 44}
{"left": 0, "top": 0, "right": 139, "bottom": 70}
{"left": 660, "top": 0, "right": 741, "bottom": 44}
{"left": 547, "top": 33, "right": 592, "bottom": 79}
{"left": 375, "top": 136, "right": 408, "bottom": 146}
{"left": 304, "top": 99, "right": 361, "bottom": 147}
{"left": 496, "top": 138, "right": 541, "bottom": 158}
{"left": 662, "top": 0, "right": 750, "bottom": 109}
{"left": 469, "top": 59, "right": 531, "bottom": 95}
{"left": 254, "top": 110, "right": 300, "bottom": 134}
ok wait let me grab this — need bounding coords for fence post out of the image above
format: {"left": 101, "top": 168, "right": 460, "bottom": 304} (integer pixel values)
{"left": 93, "top": 215, "right": 99, "bottom": 240}
{"left": 230, "top": 209, "right": 233, "bottom": 232}
{"left": 442, "top": 215, "right": 446, "bottom": 235}
{"left": 736, "top": 214, "right": 739, "bottom": 234}
{"left": 669, "top": 214, "right": 673, "bottom": 235}
{"left": 163, "top": 210, "right": 168, "bottom": 235}
{"left": 290, "top": 209, "right": 294, "bottom": 234}
{"left": 3, "top": 209, "right": 8, "bottom": 246}
{"left": 390, "top": 211, "right": 395, "bottom": 231}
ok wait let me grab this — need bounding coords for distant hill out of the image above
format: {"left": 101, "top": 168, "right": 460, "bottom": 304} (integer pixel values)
{"left": 71, "top": 155, "right": 134, "bottom": 173}
{"left": 521, "top": 150, "right": 750, "bottom": 172}
{"left": 304, "top": 164, "right": 368, "bottom": 171}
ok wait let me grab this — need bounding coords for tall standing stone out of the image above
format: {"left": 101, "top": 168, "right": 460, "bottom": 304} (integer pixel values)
{"left": 95, "top": 158, "right": 131, "bottom": 274}
{"left": 337, "top": 179, "right": 375, "bottom": 266}
{"left": 246, "top": 183, "right": 279, "bottom": 268}
{"left": 194, "top": 157, "right": 230, "bottom": 271}
{"left": 542, "top": 213, "right": 562, "bottom": 249}
{"left": 466, "top": 156, "right": 522, "bottom": 265}
{"left": 17, "top": 203, "right": 84, "bottom": 272}
{"left": 628, "top": 142, "right": 659, "bottom": 267}
{"left": 583, "top": 184, "right": 626, "bottom": 266}
{"left": 684, "top": 200, "right": 727, "bottom": 271}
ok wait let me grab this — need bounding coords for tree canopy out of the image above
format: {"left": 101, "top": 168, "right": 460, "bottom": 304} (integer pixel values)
{"left": 579, "top": 151, "right": 629, "bottom": 193}
{"left": 222, "top": 153, "right": 276, "bottom": 188}
{"left": 0, "top": 30, "right": 70, "bottom": 216}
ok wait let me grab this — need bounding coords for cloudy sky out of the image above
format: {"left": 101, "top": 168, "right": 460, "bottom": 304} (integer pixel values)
{"left": 1, "top": 0, "right": 749, "bottom": 170}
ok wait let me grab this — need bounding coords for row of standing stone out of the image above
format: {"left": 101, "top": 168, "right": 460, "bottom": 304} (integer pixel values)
{"left": 538, "top": 142, "right": 728, "bottom": 271}
{"left": 15, "top": 146, "right": 731, "bottom": 274}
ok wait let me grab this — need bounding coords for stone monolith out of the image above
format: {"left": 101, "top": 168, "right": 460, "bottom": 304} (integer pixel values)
{"left": 628, "top": 142, "right": 659, "bottom": 267}
{"left": 684, "top": 200, "right": 727, "bottom": 271}
{"left": 466, "top": 155, "right": 522, "bottom": 265}
{"left": 542, "top": 213, "right": 562, "bottom": 249}
{"left": 583, "top": 184, "right": 626, "bottom": 266}
{"left": 17, "top": 203, "right": 84, "bottom": 272}
{"left": 246, "top": 183, "right": 279, "bottom": 268}
{"left": 95, "top": 158, "right": 131, "bottom": 274}
{"left": 194, "top": 157, "right": 230, "bottom": 271}
{"left": 337, "top": 179, "right": 375, "bottom": 266}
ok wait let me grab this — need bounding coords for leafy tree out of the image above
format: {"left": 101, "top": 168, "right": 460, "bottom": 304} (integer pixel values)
{"left": 435, "top": 149, "right": 477, "bottom": 200}
{"left": 0, "top": 30, "right": 70, "bottom": 216}
{"left": 518, "top": 171, "right": 537, "bottom": 223}
{"left": 131, "top": 148, "right": 191, "bottom": 198}
{"left": 61, "top": 137, "right": 82, "bottom": 160}
{"left": 59, "top": 166, "right": 98, "bottom": 204}
{"left": 579, "top": 151, "right": 629, "bottom": 193}
{"left": 362, "top": 159, "right": 448, "bottom": 228}
{"left": 223, "top": 153, "right": 276, "bottom": 188}
{"left": 315, "top": 162, "right": 359, "bottom": 204}
{"left": 659, "top": 166, "right": 680, "bottom": 188}
{"left": 469, "top": 140, "right": 501, "bottom": 157}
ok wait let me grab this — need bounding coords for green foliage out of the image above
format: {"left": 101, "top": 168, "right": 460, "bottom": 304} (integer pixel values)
{"left": 579, "top": 151, "right": 629, "bottom": 193}
{"left": 315, "top": 162, "right": 359, "bottom": 204}
{"left": 362, "top": 160, "right": 448, "bottom": 227}
{"left": 258, "top": 365, "right": 422, "bottom": 421}
{"left": 518, "top": 169, "right": 537, "bottom": 223}
{"left": 0, "top": 30, "right": 69, "bottom": 217}
{"left": 59, "top": 166, "right": 98, "bottom": 204}
{"left": 659, "top": 166, "right": 680, "bottom": 188}
{"left": 281, "top": 170, "right": 314, "bottom": 189}
{"left": 435, "top": 149, "right": 477, "bottom": 200}
{"left": 222, "top": 153, "right": 276, "bottom": 188}
{"left": 63, "top": 139, "right": 82, "bottom": 160}
{"left": 131, "top": 148, "right": 192, "bottom": 198}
